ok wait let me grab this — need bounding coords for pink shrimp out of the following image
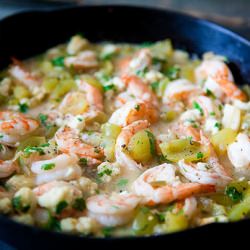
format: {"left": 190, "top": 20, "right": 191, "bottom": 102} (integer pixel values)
{"left": 121, "top": 75, "right": 158, "bottom": 107}
{"left": 196, "top": 59, "right": 246, "bottom": 101}
{"left": 109, "top": 101, "right": 159, "bottom": 127}
{"left": 55, "top": 126, "right": 103, "bottom": 165}
{"left": 64, "top": 51, "right": 98, "bottom": 71}
{"left": 115, "top": 120, "right": 150, "bottom": 170}
{"left": 0, "top": 111, "right": 39, "bottom": 146}
{"left": 0, "top": 160, "right": 17, "bottom": 178}
{"left": 132, "top": 163, "right": 215, "bottom": 206}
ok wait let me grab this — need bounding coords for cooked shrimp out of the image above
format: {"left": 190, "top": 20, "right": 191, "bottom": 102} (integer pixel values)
{"left": 178, "top": 134, "right": 232, "bottom": 188}
{"left": 64, "top": 51, "right": 98, "bottom": 71}
{"left": 163, "top": 79, "right": 199, "bottom": 103}
{"left": 0, "top": 160, "right": 17, "bottom": 178}
{"left": 78, "top": 78, "right": 104, "bottom": 111}
{"left": 0, "top": 111, "right": 39, "bottom": 146}
{"left": 191, "top": 95, "right": 218, "bottom": 118}
{"left": 55, "top": 126, "right": 103, "bottom": 165}
{"left": 31, "top": 153, "right": 82, "bottom": 185}
{"left": 178, "top": 160, "right": 231, "bottom": 188}
{"left": 171, "top": 122, "right": 201, "bottom": 141}
{"left": 121, "top": 75, "right": 158, "bottom": 107}
{"left": 9, "top": 64, "right": 40, "bottom": 88}
{"left": 87, "top": 193, "right": 141, "bottom": 227}
{"left": 116, "top": 48, "right": 151, "bottom": 76}
{"left": 109, "top": 101, "right": 158, "bottom": 127}
{"left": 115, "top": 120, "right": 150, "bottom": 170}
{"left": 132, "top": 163, "right": 215, "bottom": 206}
{"left": 196, "top": 59, "right": 246, "bottom": 101}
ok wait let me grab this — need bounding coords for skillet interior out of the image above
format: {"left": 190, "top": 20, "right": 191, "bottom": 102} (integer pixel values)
{"left": 0, "top": 5, "right": 250, "bottom": 249}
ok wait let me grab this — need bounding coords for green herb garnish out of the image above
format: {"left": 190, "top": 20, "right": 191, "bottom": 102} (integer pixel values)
{"left": 103, "top": 84, "right": 115, "bottom": 92}
{"left": 225, "top": 186, "right": 243, "bottom": 202}
{"left": 72, "top": 198, "right": 86, "bottom": 211}
{"left": 52, "top": 56, "right": 65, "bottom": 67}
{"left": 12, "top": 196, "right": 30, "bottom": 213}
{"left": 117, "top": 178, "right": 128, "bottom": 188}
{"left": 41, "top": 163, "right": 55, "bottom": 170}
{"left": 165, "top": 66, "right": 180, "bottom": 80}
{"left": 145, "top": 130, "right": 156, "bottom": 156}
{"left": 134, "top": 104, "right": 140, "bottom": 111}
{"left": 196, "top": 152, "right": 204, "bottom": 159}
{"left": 193, "top": 101, "right": 204, "bottom": 116}
{"left": 150, "top": 81, "right": 159, "bottom": 93}
{"left": 18, "top": 103, "right": 29, "bottom": 113}
{"left": 79, "top": 158, "right": 88, "bottom": 166}
{"left": 56, "top": 201, "right": 68, "bottom": 214}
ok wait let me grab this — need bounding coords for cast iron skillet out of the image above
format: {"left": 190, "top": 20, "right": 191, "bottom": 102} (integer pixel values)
{"left": 0, "top": 5, "right": 250, "bottom": 250}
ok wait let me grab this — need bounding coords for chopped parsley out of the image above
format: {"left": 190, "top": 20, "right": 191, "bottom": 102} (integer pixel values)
{"left": 152, "top": 57, "right": 166, "bottom": 65}
{"left": 214, "top": 122, "right": 222, "bottom": 130}
{"left": 51, "top": 56, "right": 65, "bottom": 67}
{"left": 225, "top": 186, "right": 243, "bottom": 202}
{"left": 140, "top": 206, "right": 150, "bottom": 213}
{"left": 41, "top": 163, "right": 55, "bottom": 170}
{"left": 193, "top": 101, "right": 204, "bottom": 116}
{"left": 79, "top": 158, "right": 88, "bottom": 166}
{"left": 134, "top": 104, "right": 140, "bottom": 111}
{"left": 150, "top": 81, "right": 159, "bottom": 93}
{"left": 206, "top": 88, "right": 216, "bottom": 99}
{"left": 139, "top": 41, "right": 153, "bottom": 48}
{"left": 39, "top": 113, "right": 52, "bottom": 130}
{"left": 135, "top": 67, "right": 148, "bottom": 77}
{"left": 165, "top": 66, "right": 180, "bottom": 80}
{"left": 209, "top": 112, "right": 216, "bottom": 116}
{"left": 102, "top": 227, "right": 114, "bottom": 237}
{"left": 56, "top": 201, "right": 68, "bottom": 214}
{"left": 0, "top": 134, "right": 3, "bottom": 139}
{"left": 12, "top": 196, "right": 30, "bottom": 213}
{"left": 24, "top": 146, "right": 45, "bottom": 156}
{"left": 77, "top": 117, "right": 83, "bottom": 122}
{"left": 72, "top": 198, "right": 86, "bottom": 211}
{"left": 117, "top": 178, "right": 128, "bottom": 188}
{"left": 98, "top": 167, "right": 112, "bottom": 178}
{"left": 103, "top": 84, "right": 115, "bottom": 92}
{"left": 0, "top": 144, "right": 3, "bottom": 152}
{"left": 146, "top": 130, "right": 156, "bottom": 156}
{"left": 46, "top": 216, "right": 61, "bottom": 231}
{"left": 156, "top": 213, "right": 165, "bottom": 222}
{"left": 18, "top": 103, "right": 29, "bottom": 113}
{"left": 196, "top": 152, "right": 204, "bottom": 159}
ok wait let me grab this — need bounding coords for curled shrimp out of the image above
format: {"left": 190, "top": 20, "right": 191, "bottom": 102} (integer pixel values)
{"left": 64, "top": 51, "right": 98, "bottom": 71}
{"left": 119, "top": 75, "right": 158, "bottom": 107}
{"left": 178, "top": 134, "right": 232, "bottom": 188}
{"left": 163, "top": 79, "right": 200, "bottom": 104}
{"left": 132, "top": 163, "right": 215, "bottom": 206}
{"left": 109, "top": 101, "right": 158, "bottom": 127}
{"left": 87, "top": 192, "right": 141, "bottom": 227}
{"left": 171, "top": 122, "right": 201, "bottom": 141}
{"left": 0, "top": 111, "right": 39, "bottom": 146}
{"left": 31, "top": 153, "right": 82, "bottom": 185}
{"left": 0, "top": 160, "right": 17, "bottom": 178}
{"left": 116, "top": 48, "right": 152, "bottom": 76}
{"left": 115, "top": 120, "right": 150, "bottom": 171}
{"left": 196, "top": 59, "right": 246, "bottom": 101}
{"left": 55, "top": 126, "right": 103, "bottom": 165}
{"left": 78, "top": 78, "right": 104, "bottom": 112}
{"left": 9, "top": 64, "right": 40, "bottom": 88}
